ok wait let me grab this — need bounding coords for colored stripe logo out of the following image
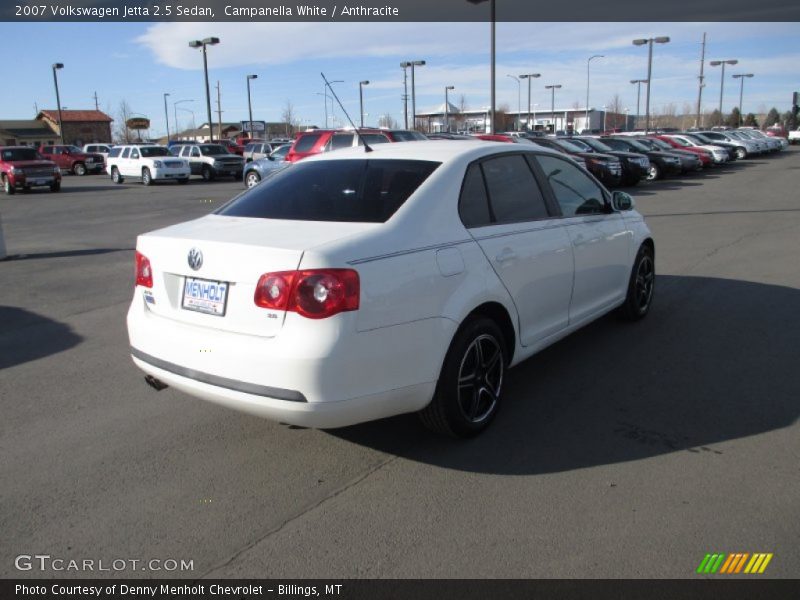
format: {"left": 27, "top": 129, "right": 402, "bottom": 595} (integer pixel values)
{"left": 697, "top": 553, "right": 773, "bottom": 574}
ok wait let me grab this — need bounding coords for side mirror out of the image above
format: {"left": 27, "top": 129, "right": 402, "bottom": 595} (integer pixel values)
{"left": 612, "top": 191, "right": 634, "bottom": 211}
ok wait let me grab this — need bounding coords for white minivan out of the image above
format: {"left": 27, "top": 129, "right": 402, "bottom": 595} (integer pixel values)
{"left": 108, "top": 144, "right": 191, "bottom": 185}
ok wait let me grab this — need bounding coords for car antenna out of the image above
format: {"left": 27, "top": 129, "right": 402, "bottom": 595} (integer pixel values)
{"left": 321, "top": 72, "right": 372, "bottom": 153}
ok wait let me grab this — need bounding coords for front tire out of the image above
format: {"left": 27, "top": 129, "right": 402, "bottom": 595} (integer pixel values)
{"left": 111, "top": 167, "right": 124, "bottom": 184}
{"left": 419, "top": 317, "right": 506, "bottom": 438}
{"left": 618, "top": 244, "right": 655, "bottom": 321}
{"left": 201, "top": 165, "right": 214, "bottom": 181}
{"left": 50, "top": 181, "right": 61, "bottom": 192}
{"left": 142, "top": 167, "right": 152, "bottom": 186}
{"left": 245, "top": 171, "right": 261, "bottom": 188}
{"left": 73, "top": 162, "right": 87, "bottom": 176}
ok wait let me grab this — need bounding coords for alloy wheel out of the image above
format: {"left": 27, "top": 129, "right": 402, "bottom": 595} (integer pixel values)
{"left": 457, "top": 334, "right": 504, "bottom": 424}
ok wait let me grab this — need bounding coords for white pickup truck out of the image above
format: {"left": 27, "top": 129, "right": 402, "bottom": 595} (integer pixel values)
{"left": 788, "top": 128, "right": 800, "bottom": 145}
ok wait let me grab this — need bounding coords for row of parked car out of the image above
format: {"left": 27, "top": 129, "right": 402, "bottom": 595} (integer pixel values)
{"left": 0, "top": 125, "right": 790, "bottom": 194}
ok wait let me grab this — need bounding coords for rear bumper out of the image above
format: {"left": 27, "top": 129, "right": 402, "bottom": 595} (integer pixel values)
{"left": 127, "top": 293, "right": 453, "bottom": 427}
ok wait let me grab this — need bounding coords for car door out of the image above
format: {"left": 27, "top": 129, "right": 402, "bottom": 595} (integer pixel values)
{"left": 460, "top": 153, "right": 574, "bottom": 347}
{"left": 118, "top": 147, "right": 132, "bottom": 176}
{"left": 533, "top": 153, "right": 632, "bottom": 324}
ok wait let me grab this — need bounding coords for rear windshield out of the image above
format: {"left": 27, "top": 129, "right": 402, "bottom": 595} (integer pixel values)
{"left": 577, "top": 138, "right": 614, "bottom": 152}
{"left": 390, "top": 131, "right": 427, "bottom": 141}
{"left": 1, "top": 148, "right": 40, "bottom": 161}
{"left": 217, "top": 159, "right": 440, "bottom": 223}
{"left": 294, "top": 133, "right": 322, "bottom": 153}
{"left": 140, "top": 146, "right": 171, "bottom": 157}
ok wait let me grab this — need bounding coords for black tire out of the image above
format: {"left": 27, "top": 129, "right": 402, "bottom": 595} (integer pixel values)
{"left": 419, "top": 317, "right": 507, "bottom": 438}
{"left": 646, "top": 163, "right": 661, "bottom": 181}
{"left": 73, "top": 162, "right": 87, "bottom": 176}
{"left": 111, "top": 167, "right": 124, "bottom": 184}
{"left": 735, "top": 147, "right": 747, "bottom": 160}
{"left": 142, "top": 167, "right": 152, "bottom": 186}
{"left": 50, "top": 181, "right": 61, "bottom": 192}
{"left": 618, "top": 244, "right": 655, "bottom": 321}
{"left": 201, "top": 165, "right": 214, "bottom": 181}
{"left": 177, "top": 177, "right": 189, "bottom": 184}
{"left": 245, "top": 171, "right": 261, "bottom": 188}
{"left": 3, "top": 175, "right": 15, "bottom": 195}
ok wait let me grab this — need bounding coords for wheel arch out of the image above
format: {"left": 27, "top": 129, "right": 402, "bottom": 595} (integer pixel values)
{"left": 461, "top": 301, "right": 517, "bottom": 365}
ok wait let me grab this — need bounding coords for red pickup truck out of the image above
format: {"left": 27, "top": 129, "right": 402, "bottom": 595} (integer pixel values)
{"left": 38, "top": 144, "right": 105, "bottom": 175}
{"left": 1, "top": 146, "right": 62, "bottom": 194}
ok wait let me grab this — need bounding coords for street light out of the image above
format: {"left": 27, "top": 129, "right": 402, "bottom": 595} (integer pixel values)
{"left": 400, "top": 61, "right": 425, "bottom": 130}
{"left": 506, "top": 75, "right": 521, "bottom": 131}
{"left": 632, "top": 36, "right": 670, "bottom": 133}
{"left": 467, "top": 0, "right": 495, "bottom": 133}
{"left": 52, "top": 63, "right": 65, "bottom": 144}
{"left": 732, "top": 73, "right": 754, "bottom": 127}
{"left": 188, "top": 36, "right": 220, "bottom": 142}
{"left": 624, "top": 108, "right": 630, "bottom": 131}
{"left": 586, "top": 55, "right": 604, "bottom": 131}
{"left": 532, "top": 103, "right": 539, "bottom": 131}
{"left": 177, "top": 107, "right": 196, "bottom": 133}
{"left": 602, "top": 105, "right": 607, "bottom": 131}
{"left": 630, "top": 79, "right": 647, "bottom": 130}
{"left": 163, "top": 93, "right": 170, "bottom": 143}
{"left": 545, "top": 84, "right": 562, "bottom": 133}
{"left": 359, "top": 80, "right": 369, "bottom": 128}
{"left": 246, "top": 74, "right": 258, "bottom": 136}
{"left": 519, "top": 73, "right": 541, "bottom": 131}
{"left": 173, "top": 99, "right": 193, "bottom": 136}
{"left": 709, "top": 59, "right": 739, "bottom": 122}
{"left": 444, "top": 85, "right": 455, "bottom": 132}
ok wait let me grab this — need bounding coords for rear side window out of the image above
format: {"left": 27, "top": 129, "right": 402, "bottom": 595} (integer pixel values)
{"left": 294, "top": 133, "right": 322, "bottom": 153}
{"left": 121, "top": 147, "right": 131, "bottom": 159}
{"left": 458, "top": 164, "right": 491, "bottom": 228}
{"left": 217, "top": 159, "right": 440, "bottom": 223}
{"left": 329, "top": 133, "right": 354, "bottom": 151}
{"left": 108, "top": 147, "right": 122, "bottom": 158}
{"left": 360, "top": 134, "right": 390, "bottom": 145}
{"left": 536, "top": 155, "right": 606, "bottom": 217}
{"left": 481, "top": 155, "right": 549, "bottom": 223}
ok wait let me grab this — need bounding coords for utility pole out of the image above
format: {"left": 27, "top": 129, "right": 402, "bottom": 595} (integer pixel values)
{"left": 402, "top": 65, "right": 409, "bottom": 129}
{"left": 695, "top": 32, "right": 706, "bottom": 128}
{"left": 215, "top": 81, "right": 223, "bottom": 141}
{"left": 93, "top": 91, "right": 99, "bottom": 110}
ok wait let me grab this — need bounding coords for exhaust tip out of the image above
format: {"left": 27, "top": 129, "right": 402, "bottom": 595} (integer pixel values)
{"left": 144, "top": 375, "right": 169, "bottom": 392}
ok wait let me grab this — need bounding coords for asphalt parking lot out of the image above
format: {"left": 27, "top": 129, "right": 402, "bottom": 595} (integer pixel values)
{"left": 1, "top": 149, "right": 799, "bottom": 579}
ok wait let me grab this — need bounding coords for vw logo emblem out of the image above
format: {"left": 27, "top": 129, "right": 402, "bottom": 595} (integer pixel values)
{"left": 187, "top": 248, "right": 203, "bottom": 271}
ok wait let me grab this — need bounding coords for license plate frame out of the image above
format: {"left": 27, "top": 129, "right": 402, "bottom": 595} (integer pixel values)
{"left": 182, "top": 277, "right": 229, "bottom": 317}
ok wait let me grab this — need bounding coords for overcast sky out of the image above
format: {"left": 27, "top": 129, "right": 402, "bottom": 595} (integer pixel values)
{"left": 2, "top": 21, "right": 798, "bottom": 134}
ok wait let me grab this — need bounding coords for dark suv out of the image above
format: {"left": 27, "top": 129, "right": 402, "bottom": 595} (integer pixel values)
{"left": 529, "top": 137, "right": 622, "bottom": 187}
{"left": 569, "top": 136, "right": 651, "bottom": 186}
{"left": 602, "top": 136, "right": 683, "bottom": 181}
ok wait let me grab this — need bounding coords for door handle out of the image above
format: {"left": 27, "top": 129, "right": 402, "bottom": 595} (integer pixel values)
{"left": 495, "top": 248, "right": 517, "bottom": 263}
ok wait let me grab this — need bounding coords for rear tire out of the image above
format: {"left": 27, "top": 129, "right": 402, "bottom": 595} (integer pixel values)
{"left": 177, "top": 177, "right": 189, "bottom": 184}
{"left": 73, "top": 162, "right": 87, "bottom": 176}
{"left": 646, "top": 163, "right": 661, "bottom": 181}
{"left": 419, "top": 317, "right": 506, "bottom": 438}
{"left": 736, "top": 147, "right": 746, "bottom": 160}
{"left": 3, "top": 175, "right": 15, "bottom": 195}
{"left": 618, "top": 244, "right": 655, "bottom": 321}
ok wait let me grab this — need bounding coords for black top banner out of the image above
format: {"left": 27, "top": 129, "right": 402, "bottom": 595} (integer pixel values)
{"left": 4, "top": 0, "right": 800, "bottom": 22}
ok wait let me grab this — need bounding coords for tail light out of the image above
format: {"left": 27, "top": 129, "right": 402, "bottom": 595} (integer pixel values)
{"left": 135, "top": 251, "right": 153, "bottom": 288}
{"left": 254, "top": 269, "right": 359, "bottom": 319}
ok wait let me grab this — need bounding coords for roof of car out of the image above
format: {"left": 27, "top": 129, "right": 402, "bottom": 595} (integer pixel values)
{"left": 301, "top": 139, "right": 563, "bottom": 164}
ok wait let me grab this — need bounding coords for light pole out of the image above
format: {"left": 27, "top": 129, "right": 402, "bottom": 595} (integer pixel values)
{"left": 444, "top": 85, "right": 455, "bottom": 132}
{"left": 173, "top": 99, "right": 193, "bottom": 137}
{"left": 177, "top": 107, "right": 196, "bottom": 133}
{"left": 545, "top": 84, "right": 562, "bottom": 133}
{"left": 188, "top": 37, "right": 220, "bottom": 142}
{"left": 709, "top": 59, "right": 738, "bottom": 123}
{"left": 630, "top": 79, "right": 647, "bottom": 130}
{"left": 466, "top": 0, "right": 495, "bottom": 133}
{"left": 315, "top": 92, "right": 330, "bottom": 128}
{"left": 519, "top": 73, "right": 541, "bottom": 131}
{"left": 163, "top": 92, "right": 170, "bottom": 143}
{"left": 602, "top": 105, "right": 607, "bottom": 131}
{"left": 532, "top": 103, "right": 539, "bottom": 131}
{"left": 624, "top": 108, "right": 630, "bottom": 131}
{"left": 359, "top": 80, "right": 369, "bottom": 128}
{"left": 246, "top": 74, "right": 257, "bottom": 136}
{"left": 632, "top": 36, "right": 670, "bottom": 133}
{"left": 586, "top": 54, "right": 604, "bottom": 131}
{"left": 507, "top": 75, "right": 521, "bottom": 131}
{"left": 732, "top": 73, "right": 754, "bottom": 127}
{"left": 401, "top": 61, "right": 425, "bottom": 130}
{"left": 52, "top": 63, "right": 65, "bottom": 144}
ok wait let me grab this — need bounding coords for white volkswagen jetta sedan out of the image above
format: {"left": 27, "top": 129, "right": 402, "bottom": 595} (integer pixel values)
{"left": 128, "top": 141, "right": 654, "bottom": 437}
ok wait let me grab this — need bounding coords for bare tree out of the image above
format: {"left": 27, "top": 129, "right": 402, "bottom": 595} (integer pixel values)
{"left": 281, "top": 100, "right": 298, "bottom": 136}
{"left": 115, "top": 100, "right": 134, "bottom": 143}
{"left": 606, "top": 94, "right": 624, "bottom": 128}
{"left": 378, "top": 113, "right": 398, "bottom": 129}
